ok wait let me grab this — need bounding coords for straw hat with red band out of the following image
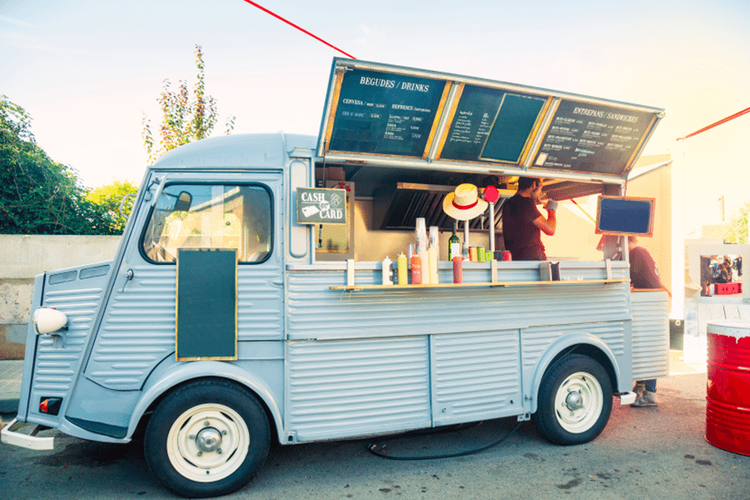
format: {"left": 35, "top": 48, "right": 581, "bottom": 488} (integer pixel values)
{"left": 443, "top": 183, "right": 489, "bottom": 221}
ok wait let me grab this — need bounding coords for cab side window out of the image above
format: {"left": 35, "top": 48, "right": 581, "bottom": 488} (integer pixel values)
{"left": 142, "top": 184, "right": 272, "bottom": 263}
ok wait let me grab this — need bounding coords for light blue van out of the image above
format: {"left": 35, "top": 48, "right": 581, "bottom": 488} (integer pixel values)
{"left": 2, "top": 59, "right": 668, "bottom": 498}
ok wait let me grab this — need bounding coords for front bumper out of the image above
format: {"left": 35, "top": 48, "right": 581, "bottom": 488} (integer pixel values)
{"left": 1, "top": 418, "right": 54, "bottom": 450}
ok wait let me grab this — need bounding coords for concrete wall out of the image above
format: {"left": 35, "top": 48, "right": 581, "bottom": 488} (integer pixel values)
{"left": 0, "top": 235, "right": 121, "bottom": 359}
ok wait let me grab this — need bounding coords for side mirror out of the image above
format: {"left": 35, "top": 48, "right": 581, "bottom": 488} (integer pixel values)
{"left": 174, "top": 191, "right": 192, "bottom": 212}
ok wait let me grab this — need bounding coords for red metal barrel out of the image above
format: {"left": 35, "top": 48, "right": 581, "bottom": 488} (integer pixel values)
{"left": 706, "top": 320, "right": 750, "bottom": 456}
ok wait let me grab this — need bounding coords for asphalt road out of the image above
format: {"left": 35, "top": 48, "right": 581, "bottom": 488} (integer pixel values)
{"left": 1, "top": 371, "right": 748, "bottom": 500}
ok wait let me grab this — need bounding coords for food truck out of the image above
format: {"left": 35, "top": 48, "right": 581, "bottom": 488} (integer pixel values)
{"left": 2, "top": 59, "right": 669, "bottom": 498}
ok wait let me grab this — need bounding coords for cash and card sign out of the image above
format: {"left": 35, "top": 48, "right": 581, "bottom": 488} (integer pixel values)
{"left": 296, "top": 188, "right": 347, "bottom": 225}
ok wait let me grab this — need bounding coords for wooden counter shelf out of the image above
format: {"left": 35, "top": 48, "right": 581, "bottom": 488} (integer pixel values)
{"left": 330, "top": 278, "right": 629, "bottom": 292}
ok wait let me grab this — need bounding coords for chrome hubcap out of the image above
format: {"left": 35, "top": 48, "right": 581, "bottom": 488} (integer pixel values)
{"left": 196, "top": 427, "right": 222, "bottom": 453}
{"left": 565, "top": 390, "right": 584, "bottom": 411}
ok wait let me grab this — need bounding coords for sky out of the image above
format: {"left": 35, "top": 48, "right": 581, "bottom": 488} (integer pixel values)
{"left": 1, "top": 0, "right": 749, "bottom": 235}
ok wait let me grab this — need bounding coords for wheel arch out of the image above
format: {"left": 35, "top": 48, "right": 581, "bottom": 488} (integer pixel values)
{"left": 128, "top": 361, "right": 283, "bottom": 445}
{"left": 529, "top": 333, "right": 621, "bottom": 415}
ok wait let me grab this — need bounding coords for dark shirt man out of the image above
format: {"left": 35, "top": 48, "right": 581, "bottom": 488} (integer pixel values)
{"left": 502, "top": 177, "right": 556, "bottom": 260}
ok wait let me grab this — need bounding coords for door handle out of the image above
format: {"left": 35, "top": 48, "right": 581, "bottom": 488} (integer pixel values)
{"left": 120, "top": 269, "right": 135, "bottom": 292}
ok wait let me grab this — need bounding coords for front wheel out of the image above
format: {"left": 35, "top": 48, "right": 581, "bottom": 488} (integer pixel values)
{"left": 533, "top": 354, "right": 612, "bottom": 445}
{"left": 144, "top": 380, "right": 270, "bottom": 498}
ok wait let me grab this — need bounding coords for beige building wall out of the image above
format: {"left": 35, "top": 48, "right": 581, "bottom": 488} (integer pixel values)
{"left": 542, "top": 155, "right": 672, "bottom": 304}
{"left": 0, "top": 235, "right": 121, "bottom": 359}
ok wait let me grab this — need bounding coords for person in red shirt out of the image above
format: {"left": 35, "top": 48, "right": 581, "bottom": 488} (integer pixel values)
{"left": 628, "top": 236, "right": 669, "bottom": 407}
{"left": 502, "top": 177, "right": 557, "bottom": 260}
{"left": 598, "top": 235, "right": 668, "bottom": 407}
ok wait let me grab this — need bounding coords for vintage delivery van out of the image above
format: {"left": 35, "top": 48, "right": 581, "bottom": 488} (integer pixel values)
{"left": 2, "top": 59, "right": 669, "bottom": 497}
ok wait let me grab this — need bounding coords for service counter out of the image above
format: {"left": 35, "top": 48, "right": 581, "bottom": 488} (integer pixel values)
{"left": 288, "top": 259, "right": 630, "bottom": 290}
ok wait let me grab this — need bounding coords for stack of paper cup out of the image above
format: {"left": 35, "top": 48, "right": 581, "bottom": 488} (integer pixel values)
{"left": 428, "top": 226, "right": 439, "bottom": 283}
{"left": 415, "top": 218, "right": 429, "bottom": 284}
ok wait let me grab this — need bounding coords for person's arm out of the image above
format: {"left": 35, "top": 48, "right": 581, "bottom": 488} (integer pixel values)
{"left": 532, "top": 208, "right": 556, "bottom": 236}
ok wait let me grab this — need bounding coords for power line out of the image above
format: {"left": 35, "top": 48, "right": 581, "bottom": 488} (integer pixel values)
{"left": 676, "top": 106, "right": 750, "bottom": 141}
{"left": 241, "top": 1, "right": 357, "bottom": 59}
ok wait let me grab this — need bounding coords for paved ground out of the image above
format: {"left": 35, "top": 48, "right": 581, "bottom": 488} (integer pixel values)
{"left": 3, "top": 352, "right": 748, "bottom": 500}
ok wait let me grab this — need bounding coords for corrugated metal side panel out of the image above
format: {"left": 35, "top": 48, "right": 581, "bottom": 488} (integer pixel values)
{"left": 237, "top": 267, "right": 284, "bottom": 340}
{"left": 287, "top": 270, "right": 631, "bottom": 340}
{"left": 86, "top": 265, "right": 176, "bottom": 389}
{"left": 431, "top": 331, "right": 522, "bottom": 425}
{"left": 28, "top": 263, "right": 111, "bottom": 427}
{"left": 34, "top": 286, "right": 105, "bottom": 395}
{"left": 286, "top": 337, "right": 431, "bottom": 441}
{"left": 521, "top": 321, "right": 628, "bottom": 368}
{"left": 86, "top": 263, "right": 284, "bottom": 390}
{"left": 631, "top": 291, "right": 669, "bottom": 380}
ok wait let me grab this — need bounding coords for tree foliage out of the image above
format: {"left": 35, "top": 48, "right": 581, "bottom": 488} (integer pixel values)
{"left": 0, "top": 95, "right": 119, "bottom": 235}
{"left": 723, "top": 202, "right": 750, "bottom": 244}
{"left": 142, "top": 45, "right": 235, "bottom": 165}
{"left": 85, "top": 179, "right": 139, "bottom": 234}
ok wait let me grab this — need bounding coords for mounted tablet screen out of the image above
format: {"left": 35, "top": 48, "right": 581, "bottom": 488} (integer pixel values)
{"left": 596, "top": 196, "right": 654, "bottom": 236}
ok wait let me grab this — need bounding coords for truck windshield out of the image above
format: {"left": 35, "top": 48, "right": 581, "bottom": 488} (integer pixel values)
{"left": 142, "top": 184, "right": 272, "bottom": 263}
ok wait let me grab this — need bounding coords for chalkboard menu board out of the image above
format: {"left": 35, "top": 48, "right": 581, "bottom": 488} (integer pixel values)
{"left": 440, "top": 85, "right": 546, "bottom": 163}
{"left": 176, "top": 249, "right": 237, "bottom": 361}
{"left": 320, "top": 59, "right": 663, "bottom": 180}
{"left": 532, "top": 100, "right": 656, "bottom": 176}
{"left": 327, "top": 69, "right": 446, "bottom": 157}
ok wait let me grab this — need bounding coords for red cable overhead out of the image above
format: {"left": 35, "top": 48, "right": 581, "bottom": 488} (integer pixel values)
{"left": 676, "top": 106, "right": 750, "bottom": 141}
{"left": 242, "top": 0, "right": 357, "bottom": 60}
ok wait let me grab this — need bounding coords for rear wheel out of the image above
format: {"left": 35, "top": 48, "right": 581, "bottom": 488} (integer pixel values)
{"left": 144, "top": 380, "right": 270, "bottom": 498}
{"left": 533, "top": 354, "right": 612, "bottom": 445}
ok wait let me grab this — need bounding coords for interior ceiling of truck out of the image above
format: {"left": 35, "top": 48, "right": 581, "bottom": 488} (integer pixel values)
{"left": 329, "top": 163, "right": 607, "bottom": 230}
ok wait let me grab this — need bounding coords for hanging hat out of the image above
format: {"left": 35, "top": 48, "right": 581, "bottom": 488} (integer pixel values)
{"left": 443, "top": 183, "right": 488, "bottom": 221}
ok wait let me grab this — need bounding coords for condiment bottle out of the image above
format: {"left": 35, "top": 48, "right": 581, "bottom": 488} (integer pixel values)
{"left": 397, "top": 253, "right": 408, "bottom": 285}
{"left": 412, "top": 238, "right": 430, "bottom": 285}
{"left": 411, "top": 251, "right": 422, "bottom": 285}
{"left": 382, "top": 256, "right": 393, "bottom": 285}
{"left": 453, "top": 256, "right": 463, "bottom": 284}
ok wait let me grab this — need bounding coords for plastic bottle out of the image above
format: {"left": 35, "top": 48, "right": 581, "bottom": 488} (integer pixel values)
{"left": 415, "top": 218, "right": 429, "bottom": 284}
{"left": 453, "top": 256, "right": 463, "bottom": 284}
{"left": 397, "top": 253, "right": 407, "bottom": 285}
{"left": 410, "top": 252, "right": 422, "bottom": 285}
{"left": 382, "top": 256, "right": 393, "bottom": 285}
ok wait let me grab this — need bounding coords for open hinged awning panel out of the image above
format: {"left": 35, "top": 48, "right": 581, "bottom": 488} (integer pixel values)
{"left": 318, "top": 58, "right": 664, "bottom": 185}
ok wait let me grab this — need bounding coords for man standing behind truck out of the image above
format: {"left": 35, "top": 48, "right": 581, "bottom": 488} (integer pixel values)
{"left": 502, "top": 177, "right": 557, "bottom": 260}
{"left": 628, "top": 235, "right": 670, "bottom": 407}
{"left": 599, "top": 234, "right": 667, "bottom": 407}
